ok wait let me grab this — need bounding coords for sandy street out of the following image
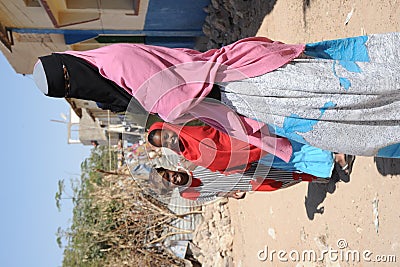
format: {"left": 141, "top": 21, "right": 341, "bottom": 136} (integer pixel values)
{"left": 228, "top": 1, "right": 400, "bottom": 266}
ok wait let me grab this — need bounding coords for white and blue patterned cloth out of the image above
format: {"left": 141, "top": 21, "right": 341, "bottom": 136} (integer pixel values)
{"left": 259, "top": 137, "right": 334, "bottom": 178}
{"left": 219, "top": 33, "right": 400, "bottom": 158}
{"left": 179, "top": 164, "right": 307, "bottom": 203}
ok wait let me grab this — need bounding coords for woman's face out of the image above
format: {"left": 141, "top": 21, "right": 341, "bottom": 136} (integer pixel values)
{"left": 150, "top": 129, "right": 180, "bottom": 152}
{"left": 161, "top": 169, "right": 190, "bottom": 187}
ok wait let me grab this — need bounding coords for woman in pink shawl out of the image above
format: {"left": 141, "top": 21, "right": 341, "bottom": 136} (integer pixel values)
{"left": 33, "top": 36, "right": 301, "bottom": 162}
{"left": 32, "top": 32, "right": 400, "bottom": 159}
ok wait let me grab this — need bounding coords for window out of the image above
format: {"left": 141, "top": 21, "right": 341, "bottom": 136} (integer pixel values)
{"left": 0, "top": 22, "right": 13, "bottom": 51}
{"left": 23, "top": 0, "right": 41, "bottom": 7}
{"left": 66, "top": 0, "right": 139, "bottom": 13}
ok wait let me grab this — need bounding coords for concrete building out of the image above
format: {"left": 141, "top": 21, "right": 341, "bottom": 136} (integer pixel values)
{"left": 0, "top": 0, "right": 209, "bottom": 144}
{"left": 64, "top": 98, "right": 145, "bottom": 146}
{"left": 0, "top": 0, "right": 210, "bottom": 74}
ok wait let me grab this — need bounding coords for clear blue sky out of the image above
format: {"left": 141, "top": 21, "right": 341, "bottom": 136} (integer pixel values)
{"left": 0, "top": 52, "right": 90, "bottom": 266}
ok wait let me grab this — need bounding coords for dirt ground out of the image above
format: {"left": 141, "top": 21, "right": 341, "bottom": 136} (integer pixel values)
{"left": 228, "top": 1, "right": 400, "bottom": 266}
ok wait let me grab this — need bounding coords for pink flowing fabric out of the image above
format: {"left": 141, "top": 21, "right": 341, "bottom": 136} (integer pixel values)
{"left": 64, "top": 37, "right": 305, "bottom": 162}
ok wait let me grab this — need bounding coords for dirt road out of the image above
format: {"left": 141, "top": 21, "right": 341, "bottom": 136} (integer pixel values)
{"left": 228, "top": 1, "right": 400, "bottom": 266}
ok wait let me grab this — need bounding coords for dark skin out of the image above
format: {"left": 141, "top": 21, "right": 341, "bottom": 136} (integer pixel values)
{"left": 160, "top": 169, "right": 190, "bottom": 186}
{"left": 160, "top": 169, "right": 246, "bottom": 199}
{"left": 149, "top": 129, "right": 184, "bottom": 153}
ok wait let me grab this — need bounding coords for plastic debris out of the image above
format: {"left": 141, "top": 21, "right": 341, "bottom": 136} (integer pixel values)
{"left": 361, "top": 27, "right": 366, "bottom": 35}
{"left": 344, "top": 8, "right": 355, "bottom": 25}
{"left": 268, "top": 228, "right": 276, "bottom": 240}
{"left": 372, "top": 194, "right": 379, "bottom": 233}
{"left": 300, "top": 227, "right": 307, "bottom": 242}
{"left": 314, "top": 235, "right": 328, "bottom": 251}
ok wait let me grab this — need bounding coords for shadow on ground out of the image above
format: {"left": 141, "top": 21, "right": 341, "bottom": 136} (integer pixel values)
{"left": 203, "top": 0, "right": 278, "bottom": 48}
{"left": 305, "top": 165, "right": 349, "bottom": 220}
{"left": 305, "top": 157, "right": 400, "bottom": 219}
{"left": 374, "top": 157, "right": 400, "bottom": 176}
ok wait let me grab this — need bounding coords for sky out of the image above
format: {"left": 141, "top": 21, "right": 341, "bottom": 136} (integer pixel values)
{"left": 0, "top": 53, "right": 91, "bottom": 266}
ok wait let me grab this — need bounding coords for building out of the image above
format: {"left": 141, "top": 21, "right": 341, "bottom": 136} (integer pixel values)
{"left": 0, "top": 0, "right": 210, "bottom": 74}
{"left": 0, "top": 0, "right": 210, "bottom": 144}
{"left": 66, "top": 98, "right": 145, "bottom": 146}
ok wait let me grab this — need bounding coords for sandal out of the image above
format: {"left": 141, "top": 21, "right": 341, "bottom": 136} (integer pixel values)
{"left": 342, "top": 154, "right": 356, "bottom": 175}
{"left": 334, "top": 154, "right": 356, "bottom": 182}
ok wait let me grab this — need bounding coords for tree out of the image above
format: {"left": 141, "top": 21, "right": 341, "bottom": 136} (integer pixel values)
{"left": 56, "top": 145, "right": 190, "bottom": 266}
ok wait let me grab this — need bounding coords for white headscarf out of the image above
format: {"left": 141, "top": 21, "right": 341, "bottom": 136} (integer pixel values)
{"left": 32, "top": 60, "right": 48, "bottom": 95}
